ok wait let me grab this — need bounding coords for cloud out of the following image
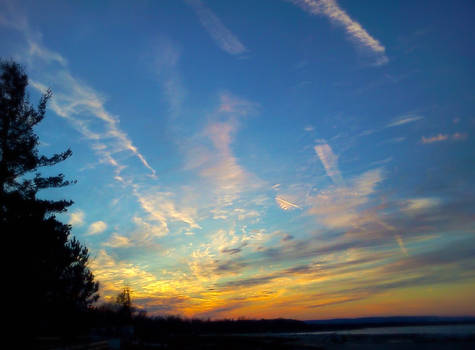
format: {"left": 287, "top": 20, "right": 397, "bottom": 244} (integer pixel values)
{"left": 0, "top": 4, "right": 67, "bottom": 66}
{"left": 281, "top": 234, "right": 294, "bottom": 242}
{"left": 234, "top": 208, "right": 260, "bottom": 221}
{"left": 187, "top": 244, "right": 248, "bottom": 283}
{"left": 307, "top": 296, "right": 362, "bottom": 308}
{"left": 87, "top": 221, "right": 108, "bottom": 235}
{"left": 403, "top": 197, "right": 441, "bottom": 214}
{"left": 395, "top": 234, "right": 408, "bottom": 256}
{"left": 30, "top": 74, "right": 156, "bottom": 178}
{"left": 150, "top": 37, "right": 186, "bottom": 117}
{"left": 134, "top": 188, "right": 200, "bottom": 235}
{"left": 89, "top": 249, "right": 158, "bottom": 296}
{"left": 421, "top": 134, "right": 448, "bottom": 144}
{"left": 289, "top": 0, "right": 388, "bottom": 65}
{"left": 384, "top": 137, "right": 406, "bottom": 144}
{"left": 382, "top": 238, "right": 475, "bottom": 275}
{"left": 218, "top": 93, "right": 257, "bottom": 115}
{"left": 275, "top": 196, "right": 301, "bottom": 210}
{"left": 452, "top": 132, "right": 468, "bottom": 141}
{"left": 0, "top": 3, "right": 27, "bottom": 31}
{"left": 199, "top": 121, "right": 258, "bottom": 205}
{"left": 186, "top": 0, "right": 247, "bottom": 55}
{"left": 27, "top": 39, "right": 67, "bottom": 66}
{"left": 1, "top": 8, "right": 156, "bottom": 180}
{"left": 307, "top": 168, "right": 383, "bottom": 229}
{"left": 421, "top": 132, "right": 468, "bottom": 144}
{"left": 210, "top": 229, "right": 243, "bottom": 255}
{"left": 69, "top": 210, "right": 85, "bottom": 227}
{"left": 99, "top": 216, "right": 166, "bottom": 252}
{"left": 314, "top": 143, "right": 343, "bottom": 185}
{"left": 132, "top": 216, "right": 168, "bottom": 239}
{"left": 103, "top": 233, "right": 132, "bottom": 248}
{"left": 184, "top": 95, "right": 262, "bottom": 211}
{"left": 220, "top": 275, "right": 276, "bottom": 289}
{"left": 386, "top": 114, "right": 423, "bottom": 127}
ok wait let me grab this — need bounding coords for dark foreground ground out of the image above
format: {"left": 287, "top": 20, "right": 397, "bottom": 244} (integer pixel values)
{"left": 122, "top": 333, "right": 475, "bottom": 350}
{"left": 36, "top": 319, "right": 475, "bottom": 349}
{"left": 36, "top": 332, "right": 475, "bottom": 349}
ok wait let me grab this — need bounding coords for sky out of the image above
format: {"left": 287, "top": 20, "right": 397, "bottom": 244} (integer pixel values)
{"left": 1, "top": 0, "right": 475, "bottom": 320}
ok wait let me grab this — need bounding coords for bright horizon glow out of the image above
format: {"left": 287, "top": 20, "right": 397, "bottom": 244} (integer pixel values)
{"left": 1, "top": 0, "right": 474, "bottom": 320}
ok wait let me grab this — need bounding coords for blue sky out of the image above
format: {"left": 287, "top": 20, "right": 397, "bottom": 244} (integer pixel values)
{"left": 1, "top": 0, "right": 475, "bottom": 319}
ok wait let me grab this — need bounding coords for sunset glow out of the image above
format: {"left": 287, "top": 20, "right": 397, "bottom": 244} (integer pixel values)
{"left": 2, "top": 0, "right": 474, "bottom": 320}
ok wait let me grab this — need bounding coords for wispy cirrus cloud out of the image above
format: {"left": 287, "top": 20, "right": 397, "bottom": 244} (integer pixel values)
{"left": 184, "top": 93, "right": 262, "bottom": 213}
{"left": 421, "top": 133, "right": 447, "bottom": 143}
{"left": 26, "top": 39, "right": 67, "bottom": 66}
{"left": 200, "top": 121, "right": 250, "bottom": 197}
{"left": 149, "top": 37, "right": 186, "bottom": 117}
{"left": 314, "top": 142, "right": 343, "bottom": 185}
{"left": 134, "top": 188, "right": 201, "bottom": 235}
{"left": 386, "top": 114, "right": 423, "bottom": 127}
{"left": 30, "top": 74, "right": 156, "bottom": 178}
{"left": 1, "top": 5, "right": 156, "bottom": 180}
{"left": 0, "top": 4, "right": 67, "bottom": 66}
{"left": 307, "top": 168, "right": 383, "bottom": 229}
{"left": 288, "top": 0, "right": 388, "bottom": 65}
{"left": 403, "top": 197, "right": 441, "bottom": 214}
{"left": 185, "top": 0, "right": 247, "bottom": 55}
{"left": 275, "top": 196, "right": 301, "bottom": 210}
{"left": 421, "top": 132, "right": 468, "bottom": 144}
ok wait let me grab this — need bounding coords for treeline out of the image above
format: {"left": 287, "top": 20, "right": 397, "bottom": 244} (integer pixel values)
{"left": 85, "top": 288, "right": 310, "bottom": 339}
{"left": 132, "top": 316, "right": 309, "bottom": 340}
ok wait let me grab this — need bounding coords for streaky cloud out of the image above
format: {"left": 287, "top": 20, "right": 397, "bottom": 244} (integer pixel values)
{"left": 30, "top": 75, "right": 156, "bottom": 178}
{"left": 275, "top": 196, "right": 301, "bottom": 210}
{"left": 314, "top": 143, "right": 343, "bottom": 185}
{"left": 395, "top": 234, "right": 408, "bottom": 256}
{"left": 421, "top": 132, "right": 468, "bottom": 144}
{"left": 186, "top": 0, "right": 247, "bottom": 55}
{"left": 1, "top": 6, "right": 156, "bottom": 179}
{"left": 150, "top": 37, "right": 186, "bottom": 118}
{"left": 27, "top": 39, "right": 67, "bottom": 66}
{"left": 421, "top": 133, "right": 448, "bottom": 144}
{"left": 183, "top": 94, "right": 262, "bottom": 215}
{"left": 0, "top": 4, "right": 67, "bottom": 66}
{"left": 403, "top": 197, "right": 441, "bottom": 214}
{"left": 387, "top": 114, "right": 423, "bottom": 127}
{"left": 288, "top": 0, "right": 388, "bottom": 65}
{"left": 134, "top": 188, "right": 201, "bottom": 235}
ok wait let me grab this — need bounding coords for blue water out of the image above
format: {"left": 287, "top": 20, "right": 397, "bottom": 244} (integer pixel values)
{"left": 305, "top": 324, "right": 475, "bottom": 336}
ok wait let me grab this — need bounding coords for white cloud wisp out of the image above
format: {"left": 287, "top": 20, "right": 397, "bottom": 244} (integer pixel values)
{"left": 289, "top": 0, "right": 388, "bottom": 65}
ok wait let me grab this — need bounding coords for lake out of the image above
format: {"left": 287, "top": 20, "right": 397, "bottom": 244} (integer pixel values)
{"left": 308, "top": 323, "right": 475, "bottom": 336}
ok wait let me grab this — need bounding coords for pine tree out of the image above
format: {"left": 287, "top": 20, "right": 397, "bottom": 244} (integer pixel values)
{"left": 0, "top": 61, "right": 99, "bottom": 335}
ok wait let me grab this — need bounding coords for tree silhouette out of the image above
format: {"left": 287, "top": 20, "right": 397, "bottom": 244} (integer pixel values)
{"left": 0, "top": 61, "right": 99, "bottom": 336}
{"left": 116, "top": 287, "right": 133, "bottom": 323}
{"left": 116, "top": 287, "right": 132, "bottom": 310}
